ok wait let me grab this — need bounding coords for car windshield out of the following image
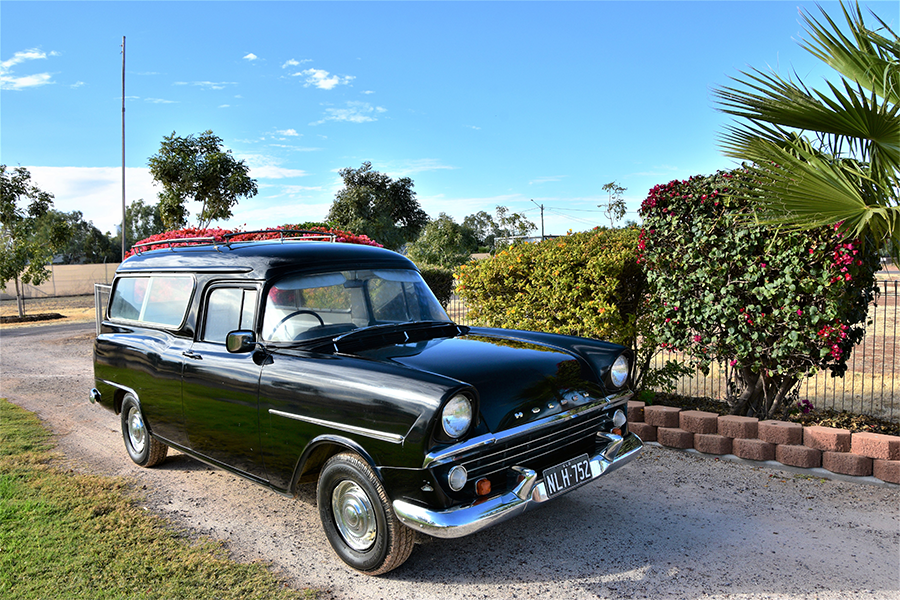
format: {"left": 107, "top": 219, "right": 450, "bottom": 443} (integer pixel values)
{"left": 262, "top": 269, "right": 450, "bottom": 342}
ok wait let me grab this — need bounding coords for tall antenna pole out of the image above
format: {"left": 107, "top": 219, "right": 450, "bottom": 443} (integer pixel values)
{"left": 121, "top": 36, "right": 126, "bottom": 261}
{"left": 530, "top": 199, "right": 544, "bottom": 240}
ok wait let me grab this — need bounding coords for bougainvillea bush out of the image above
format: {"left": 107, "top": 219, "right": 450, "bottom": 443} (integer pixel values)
{"left": 639, "top": 169, "right": 881, "bottom": 418}
{"left": 455, "top": 228, "right": 655, "bottom": 382}
{"left": 126, "top": 224, "right": 381, "bottom": 258}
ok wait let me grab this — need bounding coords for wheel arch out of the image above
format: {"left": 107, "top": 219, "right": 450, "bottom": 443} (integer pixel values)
{"left": 291, "top": 434, "right": 381, "bottom": 493}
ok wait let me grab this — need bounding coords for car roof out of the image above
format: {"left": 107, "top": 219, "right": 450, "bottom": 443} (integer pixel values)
{"left": 116, "top": 241, "right": 416, "bottom": 280}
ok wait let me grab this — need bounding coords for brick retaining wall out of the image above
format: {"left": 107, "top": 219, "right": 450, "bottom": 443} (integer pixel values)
{"left": 630, "top": 401, "right": 900, "bottom": 484}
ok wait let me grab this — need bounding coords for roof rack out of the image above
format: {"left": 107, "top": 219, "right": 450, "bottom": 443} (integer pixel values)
{"left": 222, "top": 229, "right": 337, "bottom": 243}
{"left": 130, "top": 230, "right": 337, "bottom": 255}
{"left": 132, "top": 237, "right": 220, "bottom": 255}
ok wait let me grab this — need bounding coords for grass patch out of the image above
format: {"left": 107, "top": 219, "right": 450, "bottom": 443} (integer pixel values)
{"left": 0, "top": 399, "right": 321, "bottom": 600}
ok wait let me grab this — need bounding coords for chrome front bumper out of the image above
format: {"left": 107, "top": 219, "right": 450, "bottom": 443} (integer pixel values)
{"left": 393, "top": 431, "right": 643, "bottom": 539}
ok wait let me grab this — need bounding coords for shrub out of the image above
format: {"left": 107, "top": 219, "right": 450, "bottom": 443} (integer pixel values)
{"left": 127, "top": 224, "right": 381, "bottom": 258}
{"left": 455, "top": 228, "right": 652, "bottom": 381}
{"left": 417, "top": 265, "right": 454, "bottom": 308}
{"left": 638, "top": 169, "right": 881, "bottom": 418}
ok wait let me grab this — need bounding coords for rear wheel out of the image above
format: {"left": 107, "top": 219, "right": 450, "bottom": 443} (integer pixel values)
{"left": 121, "top": 394, "right": 168, "bottom": 467}
{"left": 317, "top": 452, "right": 414, "bottom": 575}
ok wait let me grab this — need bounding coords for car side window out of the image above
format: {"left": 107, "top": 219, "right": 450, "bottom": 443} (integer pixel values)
{"left": 109, "top": 276, "right": 193, "bottom": 328}
{"left": 202, "top": 288, "right": 258, "bottom": 344}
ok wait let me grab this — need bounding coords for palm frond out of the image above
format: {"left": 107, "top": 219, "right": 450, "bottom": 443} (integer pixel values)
{"left": 799, "top": 2, "right": 900, "bottom": 105}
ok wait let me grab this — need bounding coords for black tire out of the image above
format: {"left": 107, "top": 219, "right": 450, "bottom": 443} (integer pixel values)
{"left": 121, "top": 394, "right": 168, "bottom": 467}
{"left": 317, "top": 452, "right": 415, "bottom": 575}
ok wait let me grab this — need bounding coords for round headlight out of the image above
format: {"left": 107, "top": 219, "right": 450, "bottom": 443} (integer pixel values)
{"left": 441, "top": 394, "right": 472, "bottom": 439}
{"left": 610, "top": 355, "right": 630, "bottom": 389}
{"left": 448, "top": 465, "right": 468, "bottom": 491}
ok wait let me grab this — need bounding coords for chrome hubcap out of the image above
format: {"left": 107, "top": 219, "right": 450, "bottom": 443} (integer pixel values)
{"left": 332, "top": 480, "right": 377, "bottom": 551}
{"left": 127, "top": 406, "right": 146, "bottom": 453}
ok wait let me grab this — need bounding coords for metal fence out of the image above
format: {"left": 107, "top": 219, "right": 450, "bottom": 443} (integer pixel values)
{"left": 446, "top": 280, "right": 898, "bottom": 422}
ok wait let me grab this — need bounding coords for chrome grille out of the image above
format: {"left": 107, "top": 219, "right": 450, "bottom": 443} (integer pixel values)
{"left": 458, "top": 409, "right": 613, "bottom": 480}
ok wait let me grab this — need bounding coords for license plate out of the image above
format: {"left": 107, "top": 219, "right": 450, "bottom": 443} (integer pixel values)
{"left": 542, "top": 453, "right": 591, "bottom": 498}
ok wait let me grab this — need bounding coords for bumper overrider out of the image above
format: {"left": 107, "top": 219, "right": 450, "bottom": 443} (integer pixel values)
{"left": 393, "top": 430, "right": 643, "bottom": 539}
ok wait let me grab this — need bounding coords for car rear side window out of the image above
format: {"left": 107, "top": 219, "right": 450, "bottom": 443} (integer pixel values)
{"left": 109, "top": 276, "right": 194, "bottom": 328}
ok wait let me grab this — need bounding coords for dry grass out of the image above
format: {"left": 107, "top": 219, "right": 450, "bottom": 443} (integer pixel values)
{"left": 0, "top": 295, "right": 96, "bottom": 328}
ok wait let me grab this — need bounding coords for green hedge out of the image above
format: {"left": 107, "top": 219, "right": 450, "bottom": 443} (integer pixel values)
{"left": 454, "top": 228, "right": 645, "bottom": 347}
{"left": 417, "top": 264, "right": 454, "bottom": 308}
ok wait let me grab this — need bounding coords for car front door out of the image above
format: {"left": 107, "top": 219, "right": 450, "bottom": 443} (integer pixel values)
{"left": 182, "top": 285, "right": 267, "bottom": 480}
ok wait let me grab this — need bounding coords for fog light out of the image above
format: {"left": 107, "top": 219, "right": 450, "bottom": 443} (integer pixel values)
{"left": 475, "top": 478, "right": 491, "bottom": 496}
{"left": 448, "top": 465, "right": 467, "bottom": 491}
{"left": 613, "top": 409, "right": 627, "bottom": 428}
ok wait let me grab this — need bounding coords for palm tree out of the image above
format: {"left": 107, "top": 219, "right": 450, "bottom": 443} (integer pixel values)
{"left": 714, "top": 1, "right": 898, "bottom": 261}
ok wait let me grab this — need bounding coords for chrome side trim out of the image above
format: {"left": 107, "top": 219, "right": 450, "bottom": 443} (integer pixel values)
{"left": 268, "top": 409, "right": 405, "bottom": 444}
{"left": 97, "top": 379, "right": 138, "bottom": 398}
{"left": 423, "top": 391, "right": 632, "bottom": 468}
{"left": 394, "top": 431, "right": 643, "bottom": 539}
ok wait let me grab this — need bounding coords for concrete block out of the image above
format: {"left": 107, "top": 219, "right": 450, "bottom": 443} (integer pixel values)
{"left": 775, "top": 444, "right": 822, "bottom": 469}
{"left": 733, "top": 438, "right": 776, "bottom": 461}
{"left": 694, "top": 433, "right": 732, "bottom": 455}
{"left": 657, "top": 427, "right": 694, "bottom": 449}
{"left": 758, "top": 420, "right": 804, "bottom": 446}
{"left": 629, "top": 421, "right": 656, "bottom": 443}
{"left": 627, "top": 400, "right": 645, "bottom": 423}
{"left": 644, "top": 405, "right": 681, "bottom": 428}
{"left": 822, "top": 451, "right": 873, "bottom": 477}
{"left": 873, "top": 460, "right": 900, "bottom": 485}
{"left": 851, "top": 432, "right": 900, "bottom": 461}
{"left": 679, "top": 410, "right": 719, "bottom": 435}
{"left": 804, "top": 426, "right": 852, "bottom": 453}
{"left": 718, "top": 415, "right": 759, "bottom": 440}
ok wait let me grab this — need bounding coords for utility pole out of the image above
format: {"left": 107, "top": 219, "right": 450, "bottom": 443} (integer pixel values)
{"left": 530, "top": 199, "right": 544, "bottom": 240}
{"left": 121, "top": 36, "right": 126, "bottom": 261}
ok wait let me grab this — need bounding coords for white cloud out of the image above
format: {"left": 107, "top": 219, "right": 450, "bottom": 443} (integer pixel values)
{"left": 276, "top": 128, "right": 300, "bottom": 137}
{"left": 243, "top": 53, "right": 258, "bottom": 61}
{"left": 0, "top": 48, "right": 57, "bottom": 90}
{"left": 145, "top": 98, "right": 178, "bottom": 104}
{"left": 23, "top": 166, "right": 159, "bottom": 235}
{"left": 383, "top": 159, "right": 456, "bottom": 177}
{"left": 310, "top": 101, "right": 384, "bottom": 125}
{"left": 173, "top": 81, "right": 238, "bottom": 90}
{"left": 529, "top": 175, "right": 566, "bottom": 185}
{"left": 296, "top": 68, "right": 354, "bottom": 90}
{"left": 71, "top": 81, "right": 85, "bottom": 89}
{"left": 250, "top": 166, "right": 308, "bottom": 179}
{"left": 282, "top": 58, "right": 312, "bottom": 69}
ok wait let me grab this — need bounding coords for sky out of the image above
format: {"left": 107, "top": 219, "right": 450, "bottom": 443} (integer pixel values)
{"left": 2, "top": 0, "right": 896, "bottom": 240}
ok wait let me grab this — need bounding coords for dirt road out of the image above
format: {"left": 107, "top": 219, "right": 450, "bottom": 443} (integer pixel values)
{"left": 2, "top": 322, "right": 898, "bottom": 599}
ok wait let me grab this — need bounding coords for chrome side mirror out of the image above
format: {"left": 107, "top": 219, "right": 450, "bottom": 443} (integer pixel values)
{"left": 226, "top": 330, "right": 257, "bottom": 353}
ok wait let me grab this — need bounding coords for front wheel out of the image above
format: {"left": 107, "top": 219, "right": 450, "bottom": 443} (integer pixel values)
{"left": 120, "top": 394, "right": 168, "bottom": 467}
{"left": 317, "top": 452, "right": 414, "bottom": 575}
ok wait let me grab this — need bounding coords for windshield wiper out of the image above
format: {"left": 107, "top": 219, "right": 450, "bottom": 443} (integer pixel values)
{"left": 308, "top": 321, "right": 467, "bottom": 354}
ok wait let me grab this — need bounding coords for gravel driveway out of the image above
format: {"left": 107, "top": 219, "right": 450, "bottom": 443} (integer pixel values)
{"left": 1, "top": 322, "right": 898, "bottom": 599}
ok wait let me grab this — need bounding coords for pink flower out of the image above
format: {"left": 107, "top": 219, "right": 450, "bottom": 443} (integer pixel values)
{"left": 797, "top": 309, "right": 803, "bottom": 316}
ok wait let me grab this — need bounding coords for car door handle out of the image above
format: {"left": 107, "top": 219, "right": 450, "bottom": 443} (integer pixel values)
{"left": 182, "top": 350, "right": 203, "bottom": 360}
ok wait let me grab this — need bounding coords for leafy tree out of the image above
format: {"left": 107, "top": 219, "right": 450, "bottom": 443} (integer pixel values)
{"left": 148, "top": 130, "right": 258, "bottom": 229}
{"left": 407, "top": 213, "right": 478, "bottom": 269}
{"left": 462, "top": 206, "right": 536, "bottom": 251}
{"left": 0, "top": 165, "right": 67, "bottom": 317}
{"left": 327, "top": 162, "right": 428, "bottom": 250}
{"left": 600, "top": 181, "right": 627, "bottom": 227}
{"left": 110, "top": 198, "right": 166, "bottom": 252}
{"left": 638, "top": 170, "right": 881, "bottom": 419}
{"left": 715, "top": 1, "right": 898, "bottom": 261}
{"left": 34, "top": 210, "right": 118, "bottom": 264}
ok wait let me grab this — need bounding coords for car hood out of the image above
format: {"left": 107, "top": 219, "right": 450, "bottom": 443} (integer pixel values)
{"left": 358, "top": 333, "right": 609, "bottom": 433}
